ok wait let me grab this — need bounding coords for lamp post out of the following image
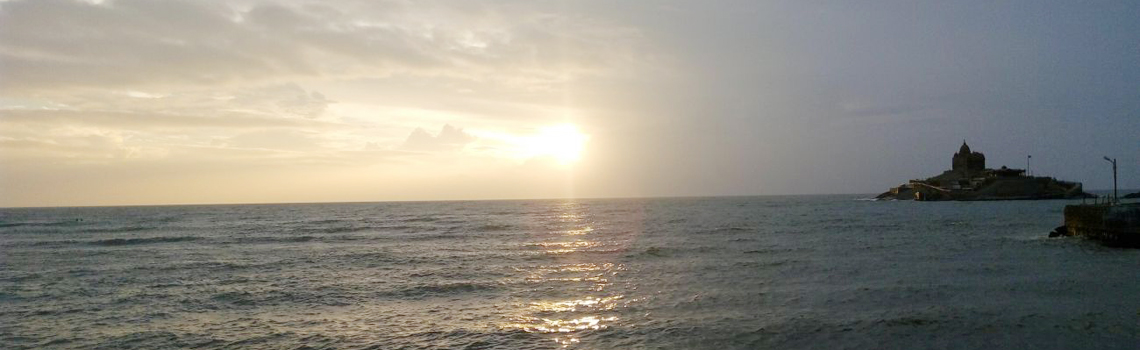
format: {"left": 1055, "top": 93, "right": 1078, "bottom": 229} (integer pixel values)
{"left": 1103, "top": 156, "right": 1117, "bottom": 203}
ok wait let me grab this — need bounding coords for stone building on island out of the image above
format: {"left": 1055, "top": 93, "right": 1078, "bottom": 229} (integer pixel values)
{"left": 952, "top": 141, "right": 985, "bottom": 176}
{"left": 877, "top": 141, "right": 1091, "bottom": 201}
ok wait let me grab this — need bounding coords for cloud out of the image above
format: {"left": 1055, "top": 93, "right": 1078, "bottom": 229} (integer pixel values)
{"left": 0, "top": 0, "right": 642, "bottom": 94}
{"left": 1, "top": 0, "right": 307, "bottom": 91}
{"left": 401, "top": 124, "right": 475, "bottom": 151}
{"left": 0, "top": 0, "right": 645, "bottom": 178}
{"left": 223, "top": 129, "right": 322, "bottom": 152}
{"left": 0, "top": 129, "right": 171, "bottom": 161}
{"left": 223, "top": 83, "right": 332, "bottom": 119}
{"left": 271, "top": 88, "right": 330, "bottom": 119}
{"left": 0, "top": 108, "right": 328, "bottom": 131}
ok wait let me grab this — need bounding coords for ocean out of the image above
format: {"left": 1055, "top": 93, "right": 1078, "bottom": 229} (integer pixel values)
{"left": 1, "top": 196, "right": 1137, "bottom": 349}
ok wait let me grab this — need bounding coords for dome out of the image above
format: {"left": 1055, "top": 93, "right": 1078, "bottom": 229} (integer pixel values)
{"left": 959, "top": 141, "right": 971, "bottom": 154}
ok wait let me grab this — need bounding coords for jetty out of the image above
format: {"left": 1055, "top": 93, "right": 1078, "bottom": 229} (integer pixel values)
{"left": 1058, "top": 201, "right": 1140, "bottom": 247}
{"left": 1053, "top": 156, "right": 1140, "bottom": 247}
{"left": 876, "top": 142, "right": 1092, "bottom": 201}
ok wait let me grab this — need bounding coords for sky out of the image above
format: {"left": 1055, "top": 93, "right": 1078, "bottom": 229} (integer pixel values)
{"left": 1, "top": 0, "right": 1138, "bottom": 207}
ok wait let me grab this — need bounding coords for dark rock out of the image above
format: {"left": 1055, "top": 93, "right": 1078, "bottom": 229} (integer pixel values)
{"left": 1124, "top": 192, "right": 1140, "bottom": 199}
{"left": 1048, "top": 225, "right": 1067, "bottom": 238}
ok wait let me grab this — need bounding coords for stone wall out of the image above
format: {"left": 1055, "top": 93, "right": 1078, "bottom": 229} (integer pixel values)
{"left": 1063, "top": 204, "right": 1140, "bottom": 247}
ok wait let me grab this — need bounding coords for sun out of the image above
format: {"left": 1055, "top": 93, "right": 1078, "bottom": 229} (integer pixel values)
{"left": 524, "top": 124, "right": 588, "bottom": 164}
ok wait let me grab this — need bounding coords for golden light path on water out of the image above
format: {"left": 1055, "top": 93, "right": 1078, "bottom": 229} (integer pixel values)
{"left": 500, "top": 201, "right": 637, "bottom": 347}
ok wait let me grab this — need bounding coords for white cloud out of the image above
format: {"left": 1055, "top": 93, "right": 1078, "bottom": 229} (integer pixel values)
{"left": 0, "top": 0, "right": 648, "bottom": 205}
{"left": 0, "top": 0, "right": 642, "bottom": 94}
{"left": 401, "top": 124, "right": 475, "bottom": 151}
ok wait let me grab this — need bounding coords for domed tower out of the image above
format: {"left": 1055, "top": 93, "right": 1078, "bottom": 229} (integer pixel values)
{"left": 952, "top": 141, "right": 986, "bottom": 175}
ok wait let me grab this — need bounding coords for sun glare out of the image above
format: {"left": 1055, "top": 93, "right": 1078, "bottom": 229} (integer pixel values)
{"left": 525, "top": 124, "right": 588, "bottom": 164}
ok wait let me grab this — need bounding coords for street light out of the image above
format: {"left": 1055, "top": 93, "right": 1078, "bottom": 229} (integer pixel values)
{"left": 1103, "top": 156, "right": 1117, "bottom": 203}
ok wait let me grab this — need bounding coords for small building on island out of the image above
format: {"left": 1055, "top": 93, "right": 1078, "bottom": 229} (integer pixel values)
{"left": 952, "top": 142, "right": 986, "bottom": 176}
{"left": 877, "top": 141, "right": 1092, "bottom": 201}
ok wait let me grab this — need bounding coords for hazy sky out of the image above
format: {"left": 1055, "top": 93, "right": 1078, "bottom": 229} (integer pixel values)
{"left": 1, "top": 0, "right": 1137, "bottom": 207}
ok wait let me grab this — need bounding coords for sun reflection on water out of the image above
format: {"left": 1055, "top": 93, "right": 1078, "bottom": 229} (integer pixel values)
{"left": 500, "top": 200, "right": 635, "bottom": 347}
{"left": 528, "top": 241, "right": 600, "bottom": 254}
{"left": 529, "top": 296, "right": 624, "bottom": 312}
{"left": 565, "top": 227, "right": 593, "bottom": 235}
{"left": 505, "top": 314, "right": 620, "bottom": 333}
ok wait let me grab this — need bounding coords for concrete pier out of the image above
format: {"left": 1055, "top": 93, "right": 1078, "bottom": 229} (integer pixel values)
{"left": 1063, "top": 203, "right": 1140, "bottom": 247}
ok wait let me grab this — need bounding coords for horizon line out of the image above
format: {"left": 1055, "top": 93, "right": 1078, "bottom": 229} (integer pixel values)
{"left": 2, "top": 189, "right": 1134, "bottom": 209}
{"left": 0, "top": 192, "right": 877, "bottom": 209}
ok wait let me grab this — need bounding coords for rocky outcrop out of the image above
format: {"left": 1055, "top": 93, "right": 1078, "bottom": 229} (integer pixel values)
{"left": 876, "top": 142, "right": 1093, "bottom": 201}
{"left": 876, "top": 176, "right": 1092, "bottom": 201}
{"left": 1048, "top": 225, "right": 1067, "bottom": 238}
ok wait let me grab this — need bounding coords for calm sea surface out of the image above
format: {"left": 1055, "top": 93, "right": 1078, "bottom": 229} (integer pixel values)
{"left": 1, "top": 196, "right": 1137, "bottom": 349}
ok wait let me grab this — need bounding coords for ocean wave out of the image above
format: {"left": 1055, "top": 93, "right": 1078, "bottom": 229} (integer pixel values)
{"left": 400, "top": 216, "right": 440, "bottom": 223}
{"left": 89, "top": 236, "right": 199, "bottom": 246}
{"left": 281, "top": 224, "right": 370, "bottom": 235}
{"left": 375, "top": 224, "right": 419, "bottom": 232}
{"left": 639, "top": 246, "right": 668, "bottom": 257}
{"left": 627, "top": 245, "right": 723, "bottom": 258}
{"left": 0, "top": 219, "right": 86, "bottom": 228}
{"left": 229, "top": 234, "right": 384, "bottom": 244}
{"left": 134, "top": 260, "right": 260, "bottom": 273}
{"left": 390, "top": 281, "right": 504, "bottom": 298}
{"left": 319, "top": 225, "right": 366, "bottom": 234}
{"left": 0, "top": 291, "right": 22, "bottom": 303}
{"left": 0, "top": 272, "right": 41, "bottom": 283}
{"left": 208, "top": 290, "right": 260, "bottom": 306}
{"left": 21, "top": 239, "right": 82, "bottom": 247}
{"left": 5, "top": 197, "right": 1134, "bottom": 350}
{"left": 375, "top": 328, "right": 546, "bottom": 350}
{"left": 232, "top": 235, "right": 317, "bottom": 244}
{"left": 474, "top": 224, "right": 515, "bottom": 232}
{"left": 701, "top": 226, "right": 752, "bottom": 234}
{"left": 93, "top": 330, "right": 218, "bottom": 349}
{"left": 299, "top": 219, "right": 344, "bottom": 225}
{"left": 84, "top": 225, "right": 157, "bottom": 233}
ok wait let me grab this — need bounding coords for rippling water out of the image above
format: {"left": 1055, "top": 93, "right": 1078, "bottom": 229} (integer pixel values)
{"left": 2, "top": 196, "right": 1138, "bottom": 349}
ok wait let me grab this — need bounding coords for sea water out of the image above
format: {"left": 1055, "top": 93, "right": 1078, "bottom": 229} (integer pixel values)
{"left": 1, "top": 196, "right": 1137, "bottom": 349}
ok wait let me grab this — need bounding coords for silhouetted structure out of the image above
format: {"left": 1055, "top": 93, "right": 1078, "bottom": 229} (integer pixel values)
{"left": 877, "top": 142, "right": 1092, "bottom": 201}
{"left": 952, "top": 141, "right": 986, "bottom": 175}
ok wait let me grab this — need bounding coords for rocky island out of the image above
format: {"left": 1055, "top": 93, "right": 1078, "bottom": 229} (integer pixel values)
{"left": 876, "top": 142, "right": 1092, "bottom": 201}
